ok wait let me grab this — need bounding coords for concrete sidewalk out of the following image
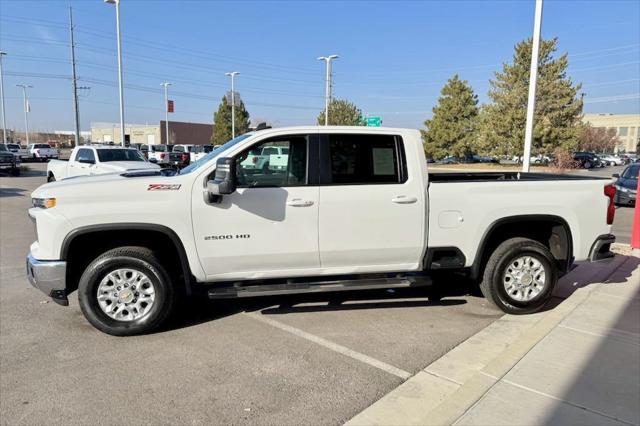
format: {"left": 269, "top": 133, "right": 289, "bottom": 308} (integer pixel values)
{"left": 348, "top": 247, "right": 640, "bottom": 426}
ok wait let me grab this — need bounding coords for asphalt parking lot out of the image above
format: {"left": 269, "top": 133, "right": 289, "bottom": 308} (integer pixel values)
{"left": 0, "top": 162, "right": 635, "bottom": 425}
{"left": 0, "top": 163, "right": 502, "bottom": 425}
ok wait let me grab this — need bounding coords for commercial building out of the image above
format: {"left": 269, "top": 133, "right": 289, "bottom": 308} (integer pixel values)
{"left": 582, "top": 113, "right": 640, "bottom": 153}
{"left": 90, "top": 120, "right": 213, "bottom": 145}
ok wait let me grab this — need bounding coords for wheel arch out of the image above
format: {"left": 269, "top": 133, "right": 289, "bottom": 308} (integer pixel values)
{"left": 61, "top": 223, "right": 193, "bottom": 295}
{"left": 470, "top": 215, "right": 573, "bottom": 280}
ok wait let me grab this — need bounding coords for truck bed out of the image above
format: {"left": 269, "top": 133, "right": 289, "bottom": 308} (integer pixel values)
{"left": 428, "top": 171, "right": 611, "bottom": 183}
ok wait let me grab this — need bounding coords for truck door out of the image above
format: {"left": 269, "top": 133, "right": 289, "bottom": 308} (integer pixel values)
{"left": 192, "top": 133, "right": 321, "bottom": 280}
{"left": 69, "top": 148, "right": 96, "bottom": 177}
{"left": 317, "top": 133, "right": 425, "bottom": 271}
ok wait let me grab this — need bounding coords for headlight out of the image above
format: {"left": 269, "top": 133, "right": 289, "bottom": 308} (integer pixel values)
{"left": 32, "top": 198, "right": 57, "bottom": 209}
{"left": 614, "top": 185, "right": 628, "bottom": 193}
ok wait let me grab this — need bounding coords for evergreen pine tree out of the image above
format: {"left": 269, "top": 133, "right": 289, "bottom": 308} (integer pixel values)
{"left": 421, "top": 74, "right": 479, "bottom": 159}
{"left": 212, "top": 95, "right": 250, "bottom": 144}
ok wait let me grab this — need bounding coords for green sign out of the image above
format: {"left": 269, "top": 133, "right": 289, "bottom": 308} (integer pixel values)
{"left": 365, "top": 116, "right": 382, "bottom": 127}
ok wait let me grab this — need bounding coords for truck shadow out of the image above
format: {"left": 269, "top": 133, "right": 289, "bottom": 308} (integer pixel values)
{"left": 546, "top": 254, "right": 640, "bottom": 310}
{"left": 167, "top": 276, "right": 478, "bottom": 332}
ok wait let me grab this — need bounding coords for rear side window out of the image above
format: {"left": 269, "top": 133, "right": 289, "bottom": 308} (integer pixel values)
{"left": 324, "top": 134, "right": 406, "bottom": 184}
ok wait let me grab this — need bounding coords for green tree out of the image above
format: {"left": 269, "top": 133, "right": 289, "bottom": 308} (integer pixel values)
{"left": 212, "top": 95, "right": 250, "bottom": 144}
{"left": 421, "top": 74, "right": 479, "bottom": 159}
{"left": 478, "top": 37, "right": 583, "bottom": 157}
{"left": 317, "top": 99, "right": 364, "bottom": 126}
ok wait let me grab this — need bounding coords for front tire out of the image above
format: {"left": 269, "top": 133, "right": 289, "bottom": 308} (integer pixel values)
{"left": 479, "top": 238, "right": 557, "bottom": 314}
{"left": 78, "top": 246, "right": 175, "bottom": 336}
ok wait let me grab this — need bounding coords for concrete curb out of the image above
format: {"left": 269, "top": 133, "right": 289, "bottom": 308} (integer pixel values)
{"left": 347, "top": 256, "right": 630, "bottom": 426}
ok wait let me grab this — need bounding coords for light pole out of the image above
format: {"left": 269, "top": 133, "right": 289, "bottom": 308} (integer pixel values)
{"left": 317, "top": 55, "right": 338, "bottom": 126}
{"left": 161, "top": 82, "right": 171, "bottom": 145}
{"left": 225, "top": 71, "right": 239, "bottom": 138}
{"left": 16, "top": 84, "right": 33, "bottom": 145}
{"left": 0, "top": 51, "right": 7, "bottom": 144}
{"left": 104, "top": 0, "right": 126, "bottom": 147}
{"left": 522, "top": 0, "right": 543, "bottom": 172}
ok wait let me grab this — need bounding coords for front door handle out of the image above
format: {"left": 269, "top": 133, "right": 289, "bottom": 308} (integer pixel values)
{"left": 286, "top": 199, "right": 314, "bottom": 207}
{"left": 392, "top": 196, "right": 417, "bottom": 204}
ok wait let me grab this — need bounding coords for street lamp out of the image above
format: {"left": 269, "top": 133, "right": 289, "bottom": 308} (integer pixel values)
{"left": 104, "top": 0, "right": 126, "bottom": 147}
{"left": 16, "top": 84, "right": 33, "bottom": 145}
{"left": 522, "top": 0, "right": 543, "bottom": 172}
{"left": 161, "top": 82, "right": 172, "bottom": 145}
{"left": 317, "top": 55, "right": 338, "bottom": 126}
{"left": 0, "top": 51, "right": 7, "bottom": 144}
{"left": 225, "top": 72, "right": 240, "bottom": 138}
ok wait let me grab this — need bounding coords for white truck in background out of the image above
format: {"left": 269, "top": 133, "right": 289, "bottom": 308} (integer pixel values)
{"left": 240, "top": 145, "right": 289, "bottom": 173}
{"left": 5, "top": 143, "right": 30, "bottom": 160}
{"left": 46, "top": 145, "right": 160, "bottom": 181}
{"left": 27, "top": 126, "right": 617, "bottom": 336}
{"left": 28, "top": 143, "right": 59, "bottom": 161}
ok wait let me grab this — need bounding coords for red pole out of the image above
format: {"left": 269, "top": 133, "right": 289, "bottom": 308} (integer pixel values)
{"left": 631, "top": 169, "right": 640, "bottom": 249}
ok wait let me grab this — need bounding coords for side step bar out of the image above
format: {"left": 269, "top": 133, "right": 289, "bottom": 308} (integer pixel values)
{"left": 208, "top": 276, "right": 431, "bottom": 299}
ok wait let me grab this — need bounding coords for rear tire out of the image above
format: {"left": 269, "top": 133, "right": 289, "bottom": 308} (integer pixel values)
{"left": 479, "top": 238, "right": 557, "bottom": 314}
{"left": 584, "top": 161, "right": 593, "bottom": 169}
{"left": 78, "top": 246, "right": 175, "bottom": 336}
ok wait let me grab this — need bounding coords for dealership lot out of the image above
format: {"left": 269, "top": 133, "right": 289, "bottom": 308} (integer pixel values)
{"left": 0, "top": 162, "right": 635, "bottom": 424}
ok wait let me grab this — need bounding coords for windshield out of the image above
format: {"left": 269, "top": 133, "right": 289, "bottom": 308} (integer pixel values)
{"left": 97, "top": 149, "right": 146, "bottom": 162}
{"left": 622, "top": 165, "right": 639, "bottom": 179}
{"left": 35, "top": 144, "right": 52, "bottom": 149}
{"left": 7, "top": 144, "right": 20, "bottom": 149}
{"left": 152, "top": 145, "right": 167, "bottom": 152}
{"left": 179, "top": 134, "right": 253, "bottom": 175}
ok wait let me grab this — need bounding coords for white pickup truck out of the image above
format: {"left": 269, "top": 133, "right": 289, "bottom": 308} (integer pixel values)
{"left": 28, "top": 143, "right": 59, "bottom": 161}
{"left": 46, "top": 145, "right": 160, "bottom": 182}
{"left": 26, "top": 127, "right": 617, "bottom": 336}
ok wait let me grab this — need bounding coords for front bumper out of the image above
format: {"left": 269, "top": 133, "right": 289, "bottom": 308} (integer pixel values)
{"left": 588, "top": 234, "right": 616, "bottom": 262}
{"left": 26, "top": 253, "right": 68, "bottom": 306}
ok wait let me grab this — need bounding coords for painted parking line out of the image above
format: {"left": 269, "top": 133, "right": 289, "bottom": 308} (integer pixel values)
{"left": 244, "top": 311, "right": 412, "bottom": 380}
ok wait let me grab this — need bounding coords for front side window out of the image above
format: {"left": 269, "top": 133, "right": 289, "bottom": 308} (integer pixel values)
{"left": 326, "top": 134, "right": 404, "bottom": 184}
{"left": 622, "top": 165, "right": 639, "bottom": 179}
{"left": 235, "top": 135, "right": 308, "bottom": 188}
{"left": 76, "top": 148, "right": 95, "bottom": 163}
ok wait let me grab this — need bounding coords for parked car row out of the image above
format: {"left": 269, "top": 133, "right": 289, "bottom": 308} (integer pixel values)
{"left": 3, "top": 143, "right": 59, "bottom": 162}
{"left": 128, "top": 143, "right": 216, "bottom": 169}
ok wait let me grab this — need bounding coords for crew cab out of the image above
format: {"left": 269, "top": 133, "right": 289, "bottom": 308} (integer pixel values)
{"left": 28, "top": 143, "right": 59, "bottom": 161}
{"left": 26, "top": 127, "right": 617, "bottom": 336}
{"left": 46, "top": 145, "right": 160, "bottom": 182}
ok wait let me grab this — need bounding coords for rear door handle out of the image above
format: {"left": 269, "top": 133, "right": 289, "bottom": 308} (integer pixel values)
{"left": 286, "top": 199, "right": 314, "bottom": 207}
{"left": 392, "top": 196, "right": 417, "bottom": 204}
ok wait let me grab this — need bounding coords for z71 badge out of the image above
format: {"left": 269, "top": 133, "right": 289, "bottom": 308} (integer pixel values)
{"left": 148, "top": 184, "right": 181, "bottom": 191}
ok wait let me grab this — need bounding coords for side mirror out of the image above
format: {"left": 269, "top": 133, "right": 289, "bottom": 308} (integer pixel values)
{"left": 612, "top": 173, "right": 620, "bottom": 178}
{"left": 207, "top": 157, "right": 237, "bottom": 198}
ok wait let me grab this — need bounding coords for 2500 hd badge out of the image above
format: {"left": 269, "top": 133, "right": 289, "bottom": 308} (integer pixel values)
{"left": 204, "top": 234, "right": 251, "bottom": 241}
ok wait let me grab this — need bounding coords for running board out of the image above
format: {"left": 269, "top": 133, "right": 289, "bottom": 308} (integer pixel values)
{"left": 208, "top": 276, "right": 431, "bottom": 299}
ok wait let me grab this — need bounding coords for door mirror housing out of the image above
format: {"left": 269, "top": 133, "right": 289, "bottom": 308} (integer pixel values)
{"left": 207, "top": 157, "right": 237, "bottom": 198}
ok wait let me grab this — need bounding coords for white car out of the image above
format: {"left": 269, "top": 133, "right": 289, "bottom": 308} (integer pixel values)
{"left": 28, "top": 143, "right": 59, "bottom": 161}
{"left": 190, "top": 145, "right": 214, "bottom": 163}
{"left": 5, "top": 143, "right": 30, "bottom": 160}
{"left": 145, "top": 144, "right": 169, "bottom": 164}
{"left": 240, "top": 145, "right": 289, "bottom": 173}
{"left": 27, "top": 126, "right": 616, "bottom": 335}
{"left": 599, "top": 155, "right": 623, "bottom": 166}
{"left": 46, "top": 145, "right": 160, "bottom": 181}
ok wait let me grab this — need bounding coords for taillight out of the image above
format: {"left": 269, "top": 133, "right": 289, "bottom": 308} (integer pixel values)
{"left": 604, "top": 184, "right": 616, "bottom": 225}
{"left": 252, "top": 157, "right": 258, "bottom": 164}
{"left": 161, "top": 153, "right": 166, "bottom": 159}
{"left": 36, "top": 149, "right": 41, "bottom": 155}
{"left": 182, "top": 153, "right": 189, "bottom": 162}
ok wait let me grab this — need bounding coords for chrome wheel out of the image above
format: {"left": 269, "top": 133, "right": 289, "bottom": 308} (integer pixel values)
{"left": 502, "top": 256, "right": 546, "bottom": 302}
{"left": 97, "top": 269, "right": 156, "bottom": 321}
